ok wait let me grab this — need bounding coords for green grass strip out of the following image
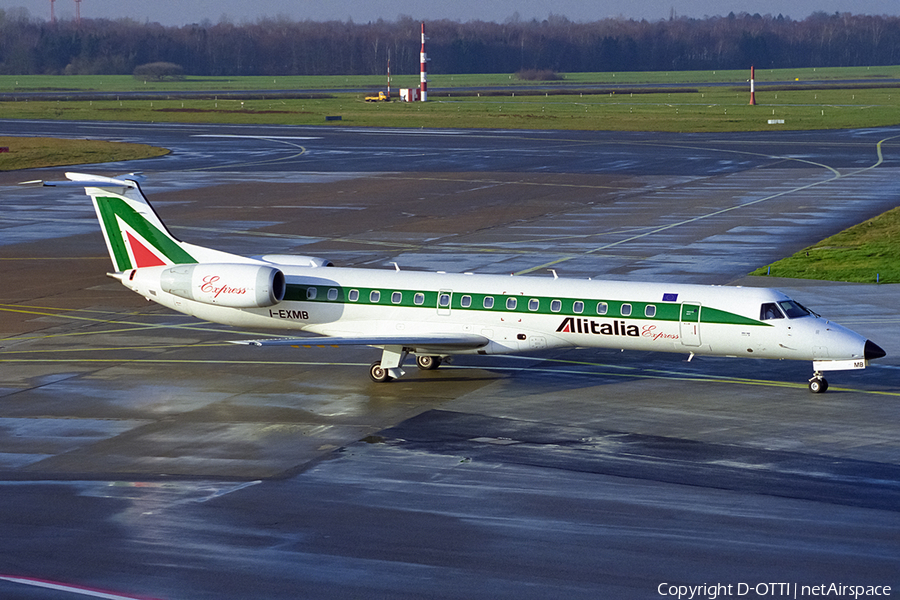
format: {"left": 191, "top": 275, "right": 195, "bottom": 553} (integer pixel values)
{"left": 0, "top": 136, "right": 167, "bottom": 171}
{"left": 751, "top": 206, "right": 900, "bottom": 284}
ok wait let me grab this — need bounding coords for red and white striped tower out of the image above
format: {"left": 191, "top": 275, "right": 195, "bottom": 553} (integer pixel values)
{"left": 50, "top": 0, "right": 56, "bottom": 23}
{"left": 74, "top": 0, "right": 82, "bottom": 24}
{"left": 749, "top": 65, "right": 757, "bottom": 105}
{"left": 419, "top": 22, "right": 428, "bottom": 102}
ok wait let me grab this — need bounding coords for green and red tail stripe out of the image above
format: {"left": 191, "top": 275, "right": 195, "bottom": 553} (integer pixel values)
{"left": 42, "top": 173, "right": 245, "bottom": 271}
{"left": 92, "top": 194, "right": 196, "bottom": 270}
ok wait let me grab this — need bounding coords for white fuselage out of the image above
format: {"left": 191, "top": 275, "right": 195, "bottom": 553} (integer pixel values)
{"left": 122, "top": 264, "right": 872, "bottom": 364}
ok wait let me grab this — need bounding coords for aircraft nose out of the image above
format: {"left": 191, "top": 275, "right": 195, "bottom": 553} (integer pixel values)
{"left": 865, "top": 340, "right": 887, "bottom": 361}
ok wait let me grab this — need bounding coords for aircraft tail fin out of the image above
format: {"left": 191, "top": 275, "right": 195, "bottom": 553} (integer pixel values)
{"left": 42, "top": 173, "right": 243, "bottom": 271}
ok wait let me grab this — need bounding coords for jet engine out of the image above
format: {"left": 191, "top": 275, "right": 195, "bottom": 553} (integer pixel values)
{"left": 159, "top": 263, "right": 285, "bottom": 308}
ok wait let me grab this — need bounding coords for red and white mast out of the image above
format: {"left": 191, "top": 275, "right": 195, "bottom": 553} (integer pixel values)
{"left": 419, "top": 22, "right": 428, "bottom": 102}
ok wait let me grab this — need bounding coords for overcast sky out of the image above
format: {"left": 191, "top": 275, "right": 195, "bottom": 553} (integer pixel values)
{"left": 3, "top": 0, "right": 899, "bottom": 25}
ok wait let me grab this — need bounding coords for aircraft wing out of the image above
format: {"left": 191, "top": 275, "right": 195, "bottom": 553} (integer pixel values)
{"left": 231, "top": 333, "right": 490, "bottom": 352}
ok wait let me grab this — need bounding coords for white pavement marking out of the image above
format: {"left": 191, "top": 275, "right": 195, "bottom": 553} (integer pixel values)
{"left": 0, "top": 575, "right": 162, "bottom": 600}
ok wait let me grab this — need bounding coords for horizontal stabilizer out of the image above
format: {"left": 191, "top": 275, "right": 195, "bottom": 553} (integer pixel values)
{"left": 22, "top": 173, "right": 145, "bottom": 188}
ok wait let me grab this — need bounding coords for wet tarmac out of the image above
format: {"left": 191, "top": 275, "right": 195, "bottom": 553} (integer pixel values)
{"left": 0, "top": 121, "right": 899, "bottom": 598}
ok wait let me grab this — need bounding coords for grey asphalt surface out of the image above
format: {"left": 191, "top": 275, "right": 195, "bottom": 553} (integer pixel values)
{"left": 0, "top": 120, "right": 899, "bottom": 599}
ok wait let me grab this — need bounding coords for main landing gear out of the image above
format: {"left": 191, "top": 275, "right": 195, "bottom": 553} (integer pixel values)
{"left": 808, "top": 372, "right": 829, "bottom": 394}
{"left": 369, "top": 354, "right": 443, "bottom": 382}
{"left": 369, "top": 361, "right": 393, "bottom": 383}
{"left": 415, "top": 355, "right": 442, "bottom": 370}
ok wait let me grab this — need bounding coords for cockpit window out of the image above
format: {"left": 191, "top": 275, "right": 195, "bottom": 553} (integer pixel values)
{"left": 778, "top": 300, "right": 810, "bottom": 319}
{"left": 761, "top": 300, "right": 811, "bottom": 321}
{"left": 760, "top": 303, "right": 784, "bottom": 320}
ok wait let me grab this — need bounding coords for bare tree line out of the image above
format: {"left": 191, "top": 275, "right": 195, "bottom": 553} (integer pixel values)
{"left": 1, "top": 10, "right": 898, "bottom": 76}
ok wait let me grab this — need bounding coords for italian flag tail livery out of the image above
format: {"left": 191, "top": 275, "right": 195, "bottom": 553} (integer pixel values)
{"left": 57, "top": 173, "right": 242, "bottom": 271}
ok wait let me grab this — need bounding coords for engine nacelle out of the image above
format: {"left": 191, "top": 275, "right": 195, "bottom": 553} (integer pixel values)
{"left": 160, "top": 263, "right": 285, "bottom": 308}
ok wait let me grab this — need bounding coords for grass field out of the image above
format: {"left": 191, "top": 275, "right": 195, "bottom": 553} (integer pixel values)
{"left": 2, "top": 65, "right": 899, "bottom": 132}
{"left": 751, "top": 207, "right": 900, "bottom": 284}
{"left": 0, "top": 136, "right": 168, "bottom": 171}
{"left": 2, "top": 65, "right": 899, "bottom": 93}
{"left": 2, "top": 86, "right": 899, "bottom": 132}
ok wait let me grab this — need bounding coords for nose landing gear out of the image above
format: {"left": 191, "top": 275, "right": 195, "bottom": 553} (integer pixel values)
{"left": 808, "top": 372, "right": 828, "bottom": 393}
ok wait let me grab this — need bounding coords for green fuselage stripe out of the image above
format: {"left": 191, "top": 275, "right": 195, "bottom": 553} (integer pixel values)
{"left": 284, "top": 283, "right": 766, "bottom": 326}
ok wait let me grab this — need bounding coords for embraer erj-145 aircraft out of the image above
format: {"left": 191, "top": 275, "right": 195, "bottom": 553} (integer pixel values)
{"left": 37, "top": 172, "right": 885, "bottom": 392}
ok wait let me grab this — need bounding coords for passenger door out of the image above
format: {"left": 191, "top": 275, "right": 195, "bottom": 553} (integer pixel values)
{"left": 680, "top": 302, "right": 701, "bottom": 347}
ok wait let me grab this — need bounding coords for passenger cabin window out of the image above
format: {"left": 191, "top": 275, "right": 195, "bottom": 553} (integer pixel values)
{"left": 596, "top": 302, "right": 608, "bottom": 315}
{"left": 760, "top": 303, "right": 784, "bottom": 320}
{"left": 645, "top": 305, "right": 656, "bottom": 318}
{"left": 506, "top": 297, "right": 517, "bottom": 310}
{"left": 414, "top": 293, "right": 425, "bottom": 305}
{"left": 528, "top": 298, "right": 540, "bottom": 311}
{"left": 461, "top": 295, "right": 472, "bottom": 308}
{"left": 573, "top": 301, "right": 584, "bottom": 314}
{"left": 551, "top": 299, "right": 562, "bottom": 313}
{"left": 306, "top": 287, "right": 317, "bottom": 300}
{"left": 327, "top": 288, "right": 339, "bottom": 301}
{"left": 370, "top": 290, "right": 381, "bottom": 303}
{"left": 621, "top": 303, "right": 632, "bottom": 317}
{"left": 391, "top": 291, "right": 402, "bottom": 304}
{"left": 484, "top": 297, "right": 494, "bottom": 309}
{"left": 348, "top": 289, "right": 359, "bottom": 302}
{"left": 439, "top": 293, "right": 451, "bottom": 308}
